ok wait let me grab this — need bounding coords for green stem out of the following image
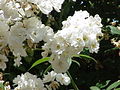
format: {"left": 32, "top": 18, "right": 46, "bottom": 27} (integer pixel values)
{"left": 43, "top": 65, "right": 52, "bottom": 75}
{"left": 67, "top": 71, "right": 79, "bottom": 90}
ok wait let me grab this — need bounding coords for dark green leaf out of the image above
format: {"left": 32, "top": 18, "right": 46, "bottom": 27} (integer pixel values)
{"left": 73, "top": 54, "right": 97, "bottom": 63}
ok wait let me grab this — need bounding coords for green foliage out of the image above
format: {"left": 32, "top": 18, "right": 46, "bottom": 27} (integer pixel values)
{"left": 96, "top": 80, "right": 111, "bottom": 89}
{"left": 29, "top": 57, "right": 50, "bottom": 70}
{"left": 106, "top": 25, "right": 120, "bottom": 35}
{"left": 90, "top": 86, "right": 100, "bottom": 90}
{"left": 0, "top": 83, "right": 4, "bottom": 90}
{"left": 73, "top": 54, "right": 97, "bottom": 63}
{"left": 107, "top": 80, "right": 120, "bottom": 90}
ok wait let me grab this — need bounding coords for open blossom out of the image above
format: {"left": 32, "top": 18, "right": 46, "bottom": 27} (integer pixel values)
{"left": 0, "top": 0, "right": 55, "bottom": 66}
{"left": 0, "top": 54, "right": 8, "bottom": 70}
{"left": 37, "top": 0, "right": 65, "bottom": 14}
{"left": 49, "top": 54, "right": 72, "bottom": 73}
{"left": 13, "top": 72, "right": 46, "bottom": 90}
{"left": 43, "top": 71, "right": 71, "bottom": 89}
{"left": 15, "top": 0, "right": 65, "bottom": 15}
{"left": 0, "top": 21, "right": 9, "bottom": 50}
{"left": 43, "top": 71, "right": 57, "bottom": 83}
{"left": 42, "top": 10, "right": 103, "bottom": 73}
{"left": 56, "top": 73, "right": 70, "bottom": 85}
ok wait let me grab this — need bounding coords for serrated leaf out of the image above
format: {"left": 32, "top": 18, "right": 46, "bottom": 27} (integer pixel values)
{"left": 90, "top": 86, "right": 100, "bottom": 90}
{"left": 107, "top": 80, "right": 120, "bottom": 90}
{"left": 29, "top": 57, "right": 50, "bottom": 70}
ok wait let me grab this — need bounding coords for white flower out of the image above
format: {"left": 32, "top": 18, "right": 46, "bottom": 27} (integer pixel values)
{"left": 38, "top": 0, "right": 53, "bottom": 14}
{"left": 0, "top": 1, "right": 19, "bottom": 19}
{"left": 38, "top": 0, "right": 65, "bottom": 14}
{"left": 72, "top": 0, "right": 76, "bottom": 2}
{"left": 43, "top": 71, "right": 57, "bottom": 83}
{"left": 46, "top": 81, "right": 60, "bottom": 90}
{"left": 50, "top": 55, "right": 71, "bottom": 73}
{"left": 14, "top": 55, "right": 22, "bottom": 67}
{"left": 56, "top": 73, "right": 70, "bottom": 85}
{"left": 50, "top": 0, "right": 65, "bottom": 12}
{"left": 13, "top": 72, "right": 46, "bottom": 90}
{"left": 42, "top": 10, "right": 103, "bottom": 73}
{"left": 0, "top": 21, "right": 9, "bottom": 50}
{"left": 0, "top": 54, "right": 8, "bottom": 71}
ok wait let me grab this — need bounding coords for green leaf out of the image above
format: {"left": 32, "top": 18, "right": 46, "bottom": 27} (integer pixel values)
{"left": 90, "top": 86, "right": 100, "bottom": 90}
{"left": 43, "top": 65, "right": 52, "bottom": 75}
{"left": 104, "top": 47, "right": 119, "bottom": 53}
{"left": 28, "top": 57, "right": 50, "bottom": 70}
{"left": 107, "top": 80, "right": 120, "bottom": 90}
{"left": 96, "top": 80, "right": 111, "bottom": 88}
{"left": 107, "top": 25, "right": 120, "bottom": 35}
{"left": 73, "top": 54, "right": 97, "bottom": 63}
{"left": 115, "top": 88, "right": 120, "bottom": 90}
{"left": 0, "top": 83, "right": 5, "bottom": 90}
{"left": 72, "top": 60, "right": 80, "bottom": 67}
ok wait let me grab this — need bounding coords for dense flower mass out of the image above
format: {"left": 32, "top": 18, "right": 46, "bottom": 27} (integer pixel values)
{"left": 0, "top": 0, "right": 54, "bottom": 67}
{"left": 13, "top": 71, "right": 70, "bottom": 90}
{"left": 42, "top": 10, "right": 103, "bottom": 73}
{"left": 13, "top": 72, "right": 46, "bottom": 90}
{"left": 0, "top": 0, "right": 103, "bottom": 89}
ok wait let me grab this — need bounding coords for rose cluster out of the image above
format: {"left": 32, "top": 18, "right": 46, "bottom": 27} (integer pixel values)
{"left": 42, "top": 10, "right": 103, "bottom": 73}
{"left": 0, "top": 0, "right": 103, "bottom": 90}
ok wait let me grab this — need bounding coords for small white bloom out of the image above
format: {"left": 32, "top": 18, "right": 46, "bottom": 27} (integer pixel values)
{"left": 56, "top": 73, "right": 70, "bottom": 85}
{"left": 38, "top": 0, "right": 53, "bottom": 14}
{"left": 50, "top": 55, "right": 71, "bottom": 73}
{"left": 43, "top": 71, "right": 57, "bottom": 83}
{"left": 0, "top": 54, "right": 8, "bottom": 71}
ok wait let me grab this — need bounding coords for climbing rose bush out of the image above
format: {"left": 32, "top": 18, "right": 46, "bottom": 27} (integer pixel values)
{"left": 0, "top": 0, "right": 103, "bottom": 89}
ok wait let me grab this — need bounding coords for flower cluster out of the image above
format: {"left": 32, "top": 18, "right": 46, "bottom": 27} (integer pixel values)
{"left": 13, "top": 71, "right": 70, "bottom": 90}
{"left": 13, "top": 72, "right": 46, "bottom": 90}
{"left": 0, "top": 0, "right": 55, "bottom": 69}
{"left": 43, "top": 71, "right": 70, "bottom": 89}
{"left": 0, "top": 0, "right": 103, "bottom": 89}
{"left": 42, "top": 10, "right": 103, "bottom": 73}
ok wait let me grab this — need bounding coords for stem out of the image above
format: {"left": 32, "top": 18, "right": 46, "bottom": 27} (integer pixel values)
{"left": 67, "top": 71, "right": 79, "bottom": 90}
{"left": 43, "top": 65, "right": 52, "bottom": 75}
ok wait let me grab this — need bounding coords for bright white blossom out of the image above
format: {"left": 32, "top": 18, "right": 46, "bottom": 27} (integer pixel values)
{"left": 43, "top": 71, "right": 71, "bottom": 88}
{"left": 0, "top": 0, "right": 55, "bottom": 67}
{"left": 13, "top": 72, "right": 46, "bottom": 90}
{"left": 43, "top": 71, "right": 57, "bottom": 83}
{"left": 56, "top": 73, "right": 70, "bottom": 85}
{"left": 42, "top": 10, "right": 103, "bottom": 73}
{"left": 37, "top": 0, "right": 65, "bottom": 14}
